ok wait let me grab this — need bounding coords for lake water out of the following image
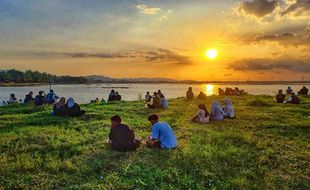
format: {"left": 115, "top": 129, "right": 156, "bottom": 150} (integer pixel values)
{"left": 0, "top": 83, "right": 309, "bottom": 105}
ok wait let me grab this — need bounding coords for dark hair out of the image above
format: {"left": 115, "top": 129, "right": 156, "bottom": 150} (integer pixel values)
{"left": 50, "top": 89, "right": 54, "bottom": 93}
{"left": 111, "top": 90, "right": 115, "bottom": 93}
{"left": 29, "top": 91, "right": 33, "bottom": 94}
{"left": 148, "top": 114, "right": 159, "bottom": 121}
{"left": 111, "top": 115, "right": 121, "bottom": 123}
{"left": 198, "top": 104, "right": 209, "bottom": 117}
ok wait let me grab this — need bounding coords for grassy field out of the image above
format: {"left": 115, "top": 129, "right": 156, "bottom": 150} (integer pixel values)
{"left": 0, "top": 95, "right": 309, "bottom": 190}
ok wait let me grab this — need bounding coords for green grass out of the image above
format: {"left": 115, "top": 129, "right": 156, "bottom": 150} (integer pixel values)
{"left": 0, "top": 95, "right": 309, "bottom": 190}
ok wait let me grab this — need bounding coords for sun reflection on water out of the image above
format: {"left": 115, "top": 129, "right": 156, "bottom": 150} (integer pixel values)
{"left": 205, "top": 84, "right": 215, "bottom": 96}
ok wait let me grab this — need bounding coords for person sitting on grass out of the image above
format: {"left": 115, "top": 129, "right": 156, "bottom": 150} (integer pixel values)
{"left": 210, "top": 101, "right": 224, "bottom": 121}
{"left": 161, "top": 96, "right": 168, "bottom": 109}
{"left": 115, "top": 91, "right": 122, "bottom": 101}
{"left": 146, "top": 114, "right": 177, "bottom": 149}
{"left": 7, "top": 93, "right": 18, "bottom": 104}
{"left": 298, "top": 86, "right": 309, "bottom": 95}
{"left": 197, "top": 91, "right": 207, "bottom": 100}
{"left": 158, "top": 90, "right": 165, "bottom": 98}
{"left": 147, "top": 92, "right": 162, "bottom": 109}
{"left": 108, "top": 115, "right": 140, "bottom": 152}
{"left": 145, "top": 91, "right": 152, "bottom": 102}
{"left": 53, "top": 97, "right": 67, "bottom": 116}
{"left": 66, "top": 97, "right": 85, "bottom": 117}
{"left": 286, "top": 93, "right": 300, "bottom": 104}
{"left": 186, "top": 87, "right": 194, "bottom": 100}
{"left": 24, "top": 91, "right": 34, "bottom": 104}
{"left": 286, "top": 86, "right": 293, "bottom": 94}
{"left": 192, "top": 104, "right": 210, "bottom": 123}
{"left": 223, "top": 98, "right": 235, "bottom": 119}
{"left": 108, "top": 90, "right": 117, "bottom": 102}
{"left": 34, "top": 91, "right": 45, "bottom": 106}
{"left": 276, "top": 89, "right": 285, "bottom": 103}
{"left": 45, "top": 89, "right": 59, "bottom": 104}
{"left": 218, "top": 88, "right": 225, "bottom": 96}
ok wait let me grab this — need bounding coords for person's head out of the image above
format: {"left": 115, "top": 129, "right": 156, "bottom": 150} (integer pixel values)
{"left": 303, "top": 86, "right": 306, "bottom": 89}
{"left": 158, "top": 90, "right": 162, "bottom": 94}
{"left": 39, "top": 91, "right": 44, "bottom": 95}
{"left": 292, "top": 93, "right": 296, "bottom": 96}
{"left": 50, "top": 89, "right": 54, "bottom": 93}
{"left": 29, "top": 91, "right": 33, "bottom": 95}
{"left": 189, "top": 87, "right": 192, "bottom": 91}
{"left": 59, "top": 97, "right": 66, "bottom": 104}
{"left": 278, "top": 89, "right": 283, "bottom": 94}
{"left": 148, "top": 114, "right": 159, "bottom": 125}
{"left": 116, "top": 91, "right": 119, "bottom": 95}
{"left": 198, "top": 104, "right": 207, "bottom": 111}
{"left": 110, "top": 115, "right": 122, "bottom": 127}
{"left": 212, "top": 100, "right": 220, "bottom": 108}
{"left": 153, "top": 92, "right": 158, "bottom": 96}
{"left": 10, "top": 93, "right": 15, "bottom": 98}
{"left": 111, "top": 90, "right": 115, "bottom": 94}
{"left": 146, "top": 91, "right": 150, "bottom": 95}
{"left": 288, "top": 86, "right": 291, "bottom": 89}
{"left": 67, "top": 97, "right": 75, "bottom": 108}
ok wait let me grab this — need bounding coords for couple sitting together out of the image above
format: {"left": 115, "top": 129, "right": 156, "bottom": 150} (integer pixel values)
{"left": 53, "top": 97, "right": 85, "bottom": 117}
{"left": 192, "top": 98, "right": 235, "bottom": 123}
{"left": 276, "top": 90, "right": 300, "bottom": 104}
{"left": 108, "top": 114, "right": 177, "bottom": 151}
{"left": 147, "top": 90, "right": 168, "bottom": 109}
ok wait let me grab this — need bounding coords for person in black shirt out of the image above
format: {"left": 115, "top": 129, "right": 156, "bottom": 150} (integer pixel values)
{"left": 108, "top": 115, "right": 140, "bottom": 151}
{"left": 186, "top": 87, "right": 194, "bottom": 100}
{"left": 35, "top": 91, "right": 45, "bottom": 106}
{"left": 276, "top": 89, "right": 285, "bottom": 103}
{"left": 197, "top": 91, "right": 207, "bottom": 100}
{"left": 24, "top": 91, "right": 34, "bottom": 104}
{"left": 66, "top": 97, "right": 85, "bottom": 117}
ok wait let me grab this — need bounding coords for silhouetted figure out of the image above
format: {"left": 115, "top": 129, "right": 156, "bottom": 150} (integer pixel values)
{"left": 53, "top": 97, "right": 67, "bottom": 116}
{"left": 186, "top": 87, "right": 194, "bottom": 100}
{"left": 225, "top": 88, "right": 233, "bottom": 96}
{"left": 197, "top": 91, "right": 207, "bottom": 100}
{"left": 276, "top": 90, "right": 285, "bottom": 103}
{"left": 298, "top": 86, "right": 309, "bottom": 95}
{"left": 108, "top": 90, "right": 117, "bottom": 101}
{"left": 35, "top": 91, "right": 45, "bottom": 106}
{"left": 145, "top": 92, "right": 152, "bottom": 102}
{"left": 234, "top": 87, "right": 241, "bottom": 95}
{"left": 218, "top": 88, "right": 225, "bottom": 96}
{"left": 45, "top": 89, "right": 59, "bottom": 104}
{"left": 287, "top": 93, "right": 300, "bottom": 104}
{"left": 158, "top": 90, "right": 165, "bottom": 98}
{"left": 24, "top": 91, "right": 34, "bottom": 104}
{"left": 108, "top": 115, "right": 140, "bottom": 151}
{"left": 115, "top": 91, "right": 122, "bottom": 101}
{"left": 7, "top": 93, "right": 18, "bottom": 104}
{"left": 66, "top": 97, "right": 85, "bottom": 117}
{"left": 286, "top": 86, "right": 293, "bottom": 94}
{"left": 147, "top": 92, "right": 162, "bottom": 109}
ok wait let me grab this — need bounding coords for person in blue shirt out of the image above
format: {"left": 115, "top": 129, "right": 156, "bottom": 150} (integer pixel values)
{"left": 45, "top": 89, "right": 59, "bottom": 104}
{"left": 146, "top": 114, "right": 177, "bottom": 149}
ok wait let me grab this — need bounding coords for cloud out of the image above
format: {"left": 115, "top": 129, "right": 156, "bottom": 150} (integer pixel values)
{"left": 228, "top": 57, "right": 310, "bottom": 72}
{"left": 281, "top": 0, "right": 310, "bottom": 16}
{"left": 67, "top": 49, "right": 192, "bottom": 65}
{"left": 236, "top": 0, "right": 279, "bottom": 18}
{"left": 254, "top": 32, "right": 310, "bottom": 47}
{"left": 136, "top": 4, "right": 161, "bottom": 15}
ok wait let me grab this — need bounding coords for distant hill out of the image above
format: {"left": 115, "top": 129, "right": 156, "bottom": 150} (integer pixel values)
{"left": 86, "top": 75, "right": 178, "bottom": 83}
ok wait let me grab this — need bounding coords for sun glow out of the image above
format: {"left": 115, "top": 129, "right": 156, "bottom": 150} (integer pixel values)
{"left": 205, "top": 49, "right": 218, "bottom": 60}
{"left": 205, "top": 84, "right": 215, "bottom": 96}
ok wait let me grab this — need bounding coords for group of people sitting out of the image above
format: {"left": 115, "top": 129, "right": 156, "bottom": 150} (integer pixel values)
{"left": 297, "top": 86, "right": 309, "bottom": 95}
{"left": 191, "top": 98, "right": 235, "bottom": 123}
{"left": 219, "top": 87, "right": 247, "bottom": 96}
{"left": 276, "top": 87, "right": 301, "bottom": 104}
{"left": 53, "top": 97, "right": 85, "bottom": 117}
{"left": 186, "top": 87, "right": 208, "bottom": 100}
{"left": 108, "top": 114, "right": 177, "bottom": 151}
{"left": 5, "top": 90, "right": 59, "bottom": 106}
{"left": 108, "top": 90, "right": 122, "bottom": 102}
{"left": 145, "top": 90, "right": 168, "bottom": 109}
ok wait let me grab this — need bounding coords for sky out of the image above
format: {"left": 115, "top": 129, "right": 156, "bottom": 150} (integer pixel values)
{"left": 0, "top": 0, "right": 310, "bottom": 81}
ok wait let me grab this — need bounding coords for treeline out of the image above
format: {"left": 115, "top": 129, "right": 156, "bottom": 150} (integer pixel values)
{"left": 0, "top": 69, "right": 88, "bottom": 84}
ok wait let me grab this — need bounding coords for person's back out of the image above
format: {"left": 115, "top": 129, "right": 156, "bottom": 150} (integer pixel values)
{"left": 291, "top": 94, "right": 300, "bottom": 104}
{"left": 145, "top": 93, "right": 152, "bottom": 102}
{"left": 161, "top": 98, "right": 168, "bottom": 109}
{"left": 286, "top": 87, "right": 293, "bottom": 94}
{"left": 153, "top": 96, "right": 162, "bottom": 108}
{"left": 152, "top": 122, "right": 177, "bottom": 149}
{"left": 46, "top": 91, "right": 57, "bottom": 104}
{"left": 24, "top": 93, "right": 34, "bottom": 104}
{"left": 211, "top": 101, "right": 224, "bottom": 121}
{"left": 67, "top": 98, "right": 85, "bottom": 117}
{"left": 223, "top": 99, "right": 235, "bottom": 118}
{"left": 197, "top": 92, "right": 207, "bottom": 100}
{"left": 299, "top": 87, "right": 309, "bottom": 95}
{"left": 186, "top": 87, "right": 194, "bottom": 100}
{"left": 276, "top": 90, "right": 285, "bottom": 103}
{"left": 35, "top": 94, "right": 45, "bottom": 105}
{"left": 109, "top": 124, "right": 137, "bottom": 151}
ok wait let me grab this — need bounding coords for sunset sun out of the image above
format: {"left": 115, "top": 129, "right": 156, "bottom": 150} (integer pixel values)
{"left": 205, "top": 49, "right": 218, "bottom": 60}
